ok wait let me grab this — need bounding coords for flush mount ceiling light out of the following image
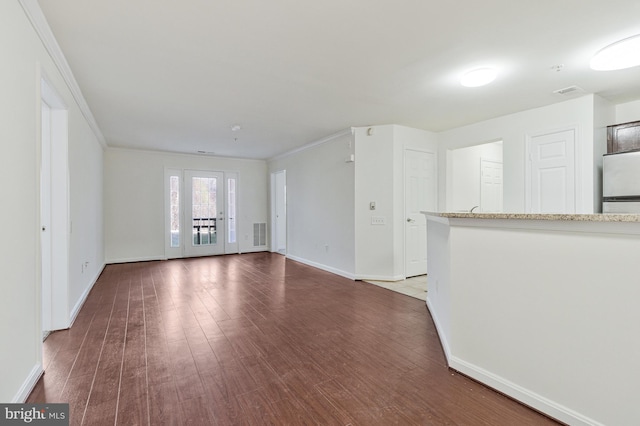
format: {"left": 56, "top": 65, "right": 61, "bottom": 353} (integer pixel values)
{"left": 590, "top": 34, "right": 640, "bottom": 71}
{"left": 231, "top": 124, "right": 242, "bottom": 131}
{"left": 460, "top": 67, "right": 497, "bottom": 87}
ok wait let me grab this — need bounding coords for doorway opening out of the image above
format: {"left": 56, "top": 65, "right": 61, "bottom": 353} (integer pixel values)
{"left": 270, "top": 170, "right": 286, "bottom": 255}
{"left": 447, "top": 140, "right": 503, "bottom": 213}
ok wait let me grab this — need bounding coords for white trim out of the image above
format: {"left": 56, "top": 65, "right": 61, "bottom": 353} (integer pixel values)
{"left": 448, "top": 356, "right": 604, "bottom": 426}
{"left": 270, "top": 170, "right": 287, "bottom": 254}
{"left": 18, "top": 0, "right": 106, "bottom": 147}
{"left": 106, "top": 255, "right": 167, "bottom": 264}
{"left": 108, "top": 146, "right": 265, "bottom": 163}
{"left": 68, "top": 263, "right": 105, "bottom": 327}
{"left": 286, "top": 254, "right": 355, "bottom": 280}
{"left": 354, "top": 274, "right": 405, "bottom": 282}
{"left": 13, "top": 364, "right": 43, "bottom": 403}
{"left": 238, "top": 248, "right": 269, "bottom": 254}
{"left": 425, "top": 297, "right": 451, "bottom": 362}
{"left": 268, "top": 128, "right": 352, "bottom": 162}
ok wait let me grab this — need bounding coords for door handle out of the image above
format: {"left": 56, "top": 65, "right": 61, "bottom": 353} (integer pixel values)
{"left": 407, "top": 218, "right": 415, "bottom": 223}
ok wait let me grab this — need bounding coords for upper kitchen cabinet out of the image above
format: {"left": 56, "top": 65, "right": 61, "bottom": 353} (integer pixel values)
{"left": 607, "top": 120, "right": 640, "bottom": 153}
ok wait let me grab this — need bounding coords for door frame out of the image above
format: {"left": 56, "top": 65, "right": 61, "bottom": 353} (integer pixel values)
{"left": 270, "top": 170, "right": 287, "bottom": 254}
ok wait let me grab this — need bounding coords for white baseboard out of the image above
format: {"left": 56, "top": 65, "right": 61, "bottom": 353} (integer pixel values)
{"left": 13, "top": 364, "right": 43, "bottom": 403}
{"left": 238, "top": 248, "right": 269, "bottom": 254}
{"left": 106, "top": 255, "right": 166, "bottom": 264}
{"left": 425, "top": 296, "right": 451, "bottom": 363}
{"left": 448, "top": 356, "right": 603, "bottom": 426}
{"left": 427, "top": 296, "right": 601, "bottom": 426}
{"left": 356, "top": 274, "right": 405, "bottom": 282}
{"left": 69, "top": 263, "right": 105, "bottom": 327}
{"left": 285, "top": 254, "right": 355, "bottom": 280}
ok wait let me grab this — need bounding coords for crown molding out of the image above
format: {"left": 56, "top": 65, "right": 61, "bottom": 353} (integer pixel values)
{"left": 268, "top": 128, "right": 353, "bottom": 162}
{"left": 19, "top": 0, "right": 106, "bottom": 148}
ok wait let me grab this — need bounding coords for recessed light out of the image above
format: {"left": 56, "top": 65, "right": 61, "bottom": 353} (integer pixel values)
{"left": 460, "top": 68, "right": 497, "bottom": 87}
{"left": 590, "top": 34, "right": 640, "bottom": 71}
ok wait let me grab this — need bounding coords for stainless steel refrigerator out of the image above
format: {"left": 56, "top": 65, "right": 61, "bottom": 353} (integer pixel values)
{"left": 603, "top": 150, "right": 640, "bottom": 213}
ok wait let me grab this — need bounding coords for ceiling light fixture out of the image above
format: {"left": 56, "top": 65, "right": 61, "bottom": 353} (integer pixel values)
{"left": 231, "top": 124, "right": 242, "bottom": 131}
{"left": 460, "top": 68, "right": 497, "bottom": 87}
{"left": 590, "top": 34, "right": 640, "bottom": 71}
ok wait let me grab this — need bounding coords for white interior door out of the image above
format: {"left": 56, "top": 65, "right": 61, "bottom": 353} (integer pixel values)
{"left": 528, "top": 129, "right": 576, "bottom": 213}
{"left": 404, "top": 149, "right": 436, "bottom": 278}
{"left": 274, "top": 171, "right": 286, "bottom": 254}
{"left": 480, "top": 158, "right": 503, "bottom": 213}
{"left": 184, "top": 170, "right": 225, "bottom": 257}
{"left": 40, "top": 101, "right": 52, "bottom": 335}
{"left": 41, "top": 78, "right": 69, "bottom": 332}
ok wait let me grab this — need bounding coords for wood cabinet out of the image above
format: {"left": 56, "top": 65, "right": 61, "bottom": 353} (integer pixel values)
{"left": 607, "top": 120, "right": 640, "bottom": 153}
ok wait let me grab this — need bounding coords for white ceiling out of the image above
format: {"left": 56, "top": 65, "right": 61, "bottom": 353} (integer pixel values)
{"left": 37, "top": 0, "right": 640, "bottom": 159}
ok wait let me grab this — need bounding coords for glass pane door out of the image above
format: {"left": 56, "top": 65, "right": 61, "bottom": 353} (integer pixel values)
{"left": 184, "top": 170, "right": 225, "bottom": 257}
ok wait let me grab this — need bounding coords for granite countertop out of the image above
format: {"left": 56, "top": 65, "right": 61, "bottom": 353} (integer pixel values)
{"left": 421, "top": 211, "right": 640, "bottom": 222}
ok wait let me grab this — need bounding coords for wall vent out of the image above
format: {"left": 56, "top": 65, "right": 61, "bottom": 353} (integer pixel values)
{"left": 253, "top": 223, "right": 267, "bottom": 247}
{"left": 553, "top": 85, "right": 585, "bottom": 96}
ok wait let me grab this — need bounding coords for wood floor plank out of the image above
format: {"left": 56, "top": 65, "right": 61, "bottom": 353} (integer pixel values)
{"left": 115, "top": 366, "right": 149, "bottom": 426}
{"left": 29, "top": 253, "right": 561, "bottom": 425}
{"left": 81, "top": 363, "right": 120, "bottom": 426}
{"left": 148, "top": 380, "right": 183, "bottom": 426}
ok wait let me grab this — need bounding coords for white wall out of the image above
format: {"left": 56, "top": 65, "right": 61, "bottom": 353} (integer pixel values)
{"left": 104, "top": 148, "right": 268, "bottom": 263}
{"left": 438, "top": 95, "right": 607, "bottom": 214}
{"left": 593, "top": 96, "right": 615, "bottom": 212}
{"left": 354, "top": 125, "right": 396, "bottom": 279}
{"left": 268, "top": 132, "right": 355, "bottom": 277}
{"left": 449, "top": 141, "right": 503, "bottom": 212}
{"left": 615, "top": 99, "right": 640, "bottom": 123}
{"left": 267, "top": 125, "right": 437, "bottom": 281}
{"left": 0, "top": 0, "right": 104, "bottom": 402}
{"left": 354, "top": 125, "right": 438, "bottom": 280}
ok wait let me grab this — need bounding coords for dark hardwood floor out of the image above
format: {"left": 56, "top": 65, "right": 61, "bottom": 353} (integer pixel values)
{"left": 28, "top": 253, "right": 559, "bottom": 425}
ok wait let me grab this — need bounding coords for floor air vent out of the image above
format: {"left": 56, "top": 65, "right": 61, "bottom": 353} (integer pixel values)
{"left": 253, "top": 223, "right": 266, "bottom": 246}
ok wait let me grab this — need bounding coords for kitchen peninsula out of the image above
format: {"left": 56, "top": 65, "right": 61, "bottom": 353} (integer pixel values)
{"left": 423, "top": 212, "right": 640, "bottom": 426}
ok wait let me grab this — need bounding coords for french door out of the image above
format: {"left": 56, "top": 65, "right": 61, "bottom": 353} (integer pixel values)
{"left": 184, "top": 170, "right": 225, "bottom": 257}
{"left": 166, "top": 169, "right": 238, "bottom": 258}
